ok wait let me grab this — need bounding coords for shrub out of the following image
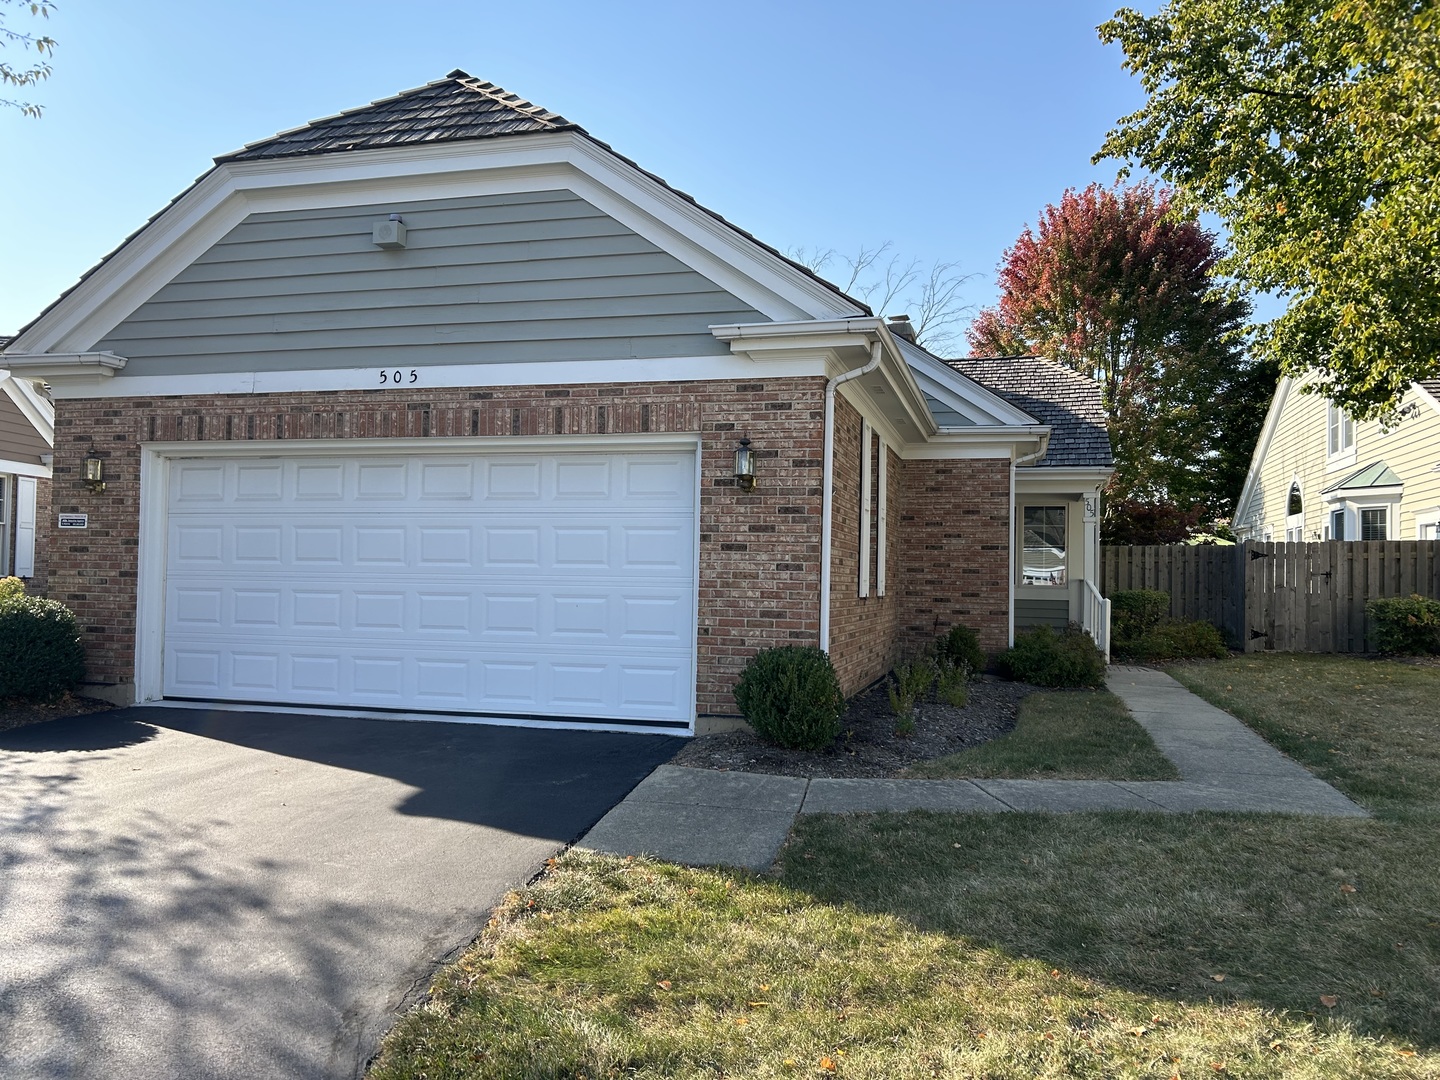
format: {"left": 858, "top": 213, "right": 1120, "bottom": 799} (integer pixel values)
{"left": 1109, "top": 589, "right": 1171, "bottom": 647}
{"left": 997, "top": 624, "right": 1106, "bottom": 688}
{"left": 936, "top": 659, "right": 971, "bottom": 708}
{"left": 1118, "top": 619, "right": 1229, "bottom": 662}
{"left": 1366, "top": 594, "right": 1440, "bottom": 655}
{"left": 936, "top": 624, "right": 986, "bottom": 676}
{"left": 0, "top": 594, "right": 86, "bottom": 701}
{"left": 733, "top": 646, "right": 845, "bottom": 750}
{"left": 887, "top": 657, "right": 938, "bottom": 732}
{"left": 0, "top": 576, "right": 25, "bottom": 602}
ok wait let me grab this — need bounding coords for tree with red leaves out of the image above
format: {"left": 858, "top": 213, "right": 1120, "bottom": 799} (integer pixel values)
{"left": 968, "top": 182, "right": 1275, "bottom": 542}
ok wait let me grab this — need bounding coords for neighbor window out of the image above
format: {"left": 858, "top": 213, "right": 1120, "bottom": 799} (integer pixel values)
{"left": 1287, "top": 482, "right": 1303, "bottom": 516}
{"left": 1327, "top": 405, "right": 1355, "bottom": 456}
{"left": 1021, "top": 505, "right": 1067, "bottom": 586}
{"left": 1331, "top": 509, "right": 1346, "bottom": 541}
{"left": 1361, "top": 508, "right": 1388, "bottom": 541}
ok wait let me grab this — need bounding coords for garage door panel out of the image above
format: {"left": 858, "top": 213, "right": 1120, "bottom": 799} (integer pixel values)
{"left": 163, "top": 449, "right": 696, "bottom": 725}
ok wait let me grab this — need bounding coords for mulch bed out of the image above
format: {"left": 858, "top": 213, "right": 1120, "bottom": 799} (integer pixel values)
{"left": 0, "top": 693, "right": 116, "bottom": 734}
{"left": 671, "top": 676, "right": 1034, "bottom": 779}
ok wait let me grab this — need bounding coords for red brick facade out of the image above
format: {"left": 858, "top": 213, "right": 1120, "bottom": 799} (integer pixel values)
{"left": 47, "top": 377, "right": 1015, "bottom": 719}
{"left": 897, "top": 457, "right": 1012, "bottom": 655}
{"left": 47, "top": 376, "right": 827, "bottom": 715}
{"left": 826, "top": 395, "right": 903, "bottom": 696}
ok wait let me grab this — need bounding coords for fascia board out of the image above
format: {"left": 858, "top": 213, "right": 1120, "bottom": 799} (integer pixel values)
{"left": 900, "top": 425, "right": 1049, "bottom": 460}
{"left": 1015, "top": 466, "right": 1112, "bottom": 490}
{"left": 1234, "top": 376, "right": 1292, "bottom": 524}
{"left": 0, "top": 457, "right": 51, "bottom": 478}
{"left": 0, "top": 375, "right": 55, "bottom": 443}
{"left": 15, "top": 133, "right": 860, "bottom": 356}
{"left": 901, "top": 342, "right": 1041, "bottom": 427}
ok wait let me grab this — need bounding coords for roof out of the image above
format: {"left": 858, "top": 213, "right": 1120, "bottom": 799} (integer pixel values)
{"left": 7, "top": 71, "right": 866, "bottom": 342}
{"left": 1322, "top": 459, "right": 1403, "bottom": 493}
{"left": 1421, "top": 379, "right": 1440, "bottom": 403}
{"left": 948, "top": 355, "right": 1114, "bottom": 468}
{"left": 216, "top": 72, "right": 577, "bottom": 162}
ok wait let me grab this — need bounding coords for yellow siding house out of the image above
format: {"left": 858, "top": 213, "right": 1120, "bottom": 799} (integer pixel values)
{"left": 1234, "top": 377, "right": 1440, "bottom": 543}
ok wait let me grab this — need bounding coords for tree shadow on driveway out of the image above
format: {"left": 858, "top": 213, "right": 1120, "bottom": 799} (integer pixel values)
{"left": 0, "top": 708, "right": 683, "bottom": 1079}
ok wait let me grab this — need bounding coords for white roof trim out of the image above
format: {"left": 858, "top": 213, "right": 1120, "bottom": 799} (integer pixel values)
{"left": 9, "top": 132, "right": 865, "bottom": 357}
{"left": 0, "top": 372, "right": 55, "bottom": 445}
{"left": 895, "top": 338, "right": 1041, "bottom": 428}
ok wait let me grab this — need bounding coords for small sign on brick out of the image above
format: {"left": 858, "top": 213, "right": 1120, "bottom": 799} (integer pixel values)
{"left": 58, "top": 513, "right": 88, "bottom": 529}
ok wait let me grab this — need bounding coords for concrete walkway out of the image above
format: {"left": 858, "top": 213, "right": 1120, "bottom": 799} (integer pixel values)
{"left": 579, "top": 666, "right": 1367, "bottom": 871}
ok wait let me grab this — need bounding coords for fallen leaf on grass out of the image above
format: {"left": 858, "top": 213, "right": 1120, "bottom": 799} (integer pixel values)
{"left": 1126, "top": 1027, "right": 1148, "bottom": 1037}
{"left": 1211, "top": 974, "right": 1226, "bottom": 982}
{"left": 656, "top": 980, "right": 672, "bottom": 990}
{"left": 1050, "top": 969, "right": 1061, "bottom": 978}
{"left": 819, "top": 1056, "right": 838, "bottom": 1072}
{"left": 1319, "top": 994, "right": 1339, "bottom": 1008}
{"left": 748, "top": 1001, "right": 771, "bottom": 1008}
{"left": 1397, "top": 1049, "right": 1417, "bottom": 1057}
{"left": 1340, "top": 883, "right": 1357, "bottom": 894}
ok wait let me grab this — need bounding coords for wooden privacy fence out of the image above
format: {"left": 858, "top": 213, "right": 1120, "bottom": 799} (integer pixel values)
{"left": 1101, "top": 541, "right": 1440, "bottom": 653}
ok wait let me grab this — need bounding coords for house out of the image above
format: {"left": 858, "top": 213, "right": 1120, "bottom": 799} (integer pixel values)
{"left": 0, "top": 340, "right": 54, "bottom": 587}
{"left": 0, "top": 72, "right": 1112, "bottom": 732}
{"left": 1234, "top": 375, "right": 1440, "bottom": 543}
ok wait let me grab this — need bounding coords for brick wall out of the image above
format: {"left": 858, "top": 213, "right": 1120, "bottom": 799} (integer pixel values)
{"left": 897, "top": 457, "right": 1011, "bottom": 655}
{"left": 826, "top": 395, "right": 903, "bottom": 696}
{"left": 46, "top": 377, "right": 827, "bottom": 715}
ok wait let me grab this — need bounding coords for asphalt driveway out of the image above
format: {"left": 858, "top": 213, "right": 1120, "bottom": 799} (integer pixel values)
{"left": 0, "top": 707, "right": 681, "bottom": 1080}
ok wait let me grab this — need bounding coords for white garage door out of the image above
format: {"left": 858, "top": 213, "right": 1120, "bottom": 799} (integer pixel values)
{"left": 161, "top": 449, "right": 696, "bottom": 727}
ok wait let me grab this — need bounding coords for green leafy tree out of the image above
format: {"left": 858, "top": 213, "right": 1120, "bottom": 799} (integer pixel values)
{"left": 1098, "top": 0, "right": 1440, "bottom": 420}
{"left": 967, "top": 182, "right": 1273, "bottom": 541}
{"left": 1, "top": 0, "right": 55, "bottom": 117}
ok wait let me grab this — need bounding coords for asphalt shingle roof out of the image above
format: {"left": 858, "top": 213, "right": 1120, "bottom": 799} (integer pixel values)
{"left": 948, "top": 355, "right": 1114, "bottom": 468}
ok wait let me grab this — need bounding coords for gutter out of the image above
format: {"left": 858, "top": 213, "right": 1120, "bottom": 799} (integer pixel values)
{"left": 819, "top": 340, "right": 883, "bottom": 653}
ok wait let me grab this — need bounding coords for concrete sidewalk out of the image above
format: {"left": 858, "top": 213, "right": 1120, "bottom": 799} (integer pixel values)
{"left": 578, "top": 666, "right": 1367, "bottom": 871}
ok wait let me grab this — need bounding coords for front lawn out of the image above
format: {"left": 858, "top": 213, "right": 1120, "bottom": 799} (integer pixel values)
{"left": 905, "top": 688, "right": 1178, "bottom": 780}
{"left": 370, "top": 656, "right": 1440, "bottom": 1079}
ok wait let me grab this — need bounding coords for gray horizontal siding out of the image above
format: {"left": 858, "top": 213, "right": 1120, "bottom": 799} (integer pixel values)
{"left": 0, "top": 393, "right": 48, "bottom": 465}
{"left": 98, "top": 190, "right": 766, "bottom": 376}
{"left": 1016, "top": 597, "right": 1070, "bottom": 630}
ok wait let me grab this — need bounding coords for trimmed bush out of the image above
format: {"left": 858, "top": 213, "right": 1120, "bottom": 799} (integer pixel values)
{"left": 1110, "top": 589, "right": 1171, "bottom": 647}
{"left": 997, "top": 624, "right": 1106, "bottom": 688}
{"left": 937, "top": 623, "right": 986, "bottom": 676}
{"left": 0, "top": 594, "right": 86, "bottom": 701}
{"left": 1366, "top": 594, "right": 1440, "bottom": 655}
{"left": 0, "top": 576, "right": 25, "bottom": 602}
{"left": 1118, "top": 619, "right": 1229, "bottom": 662}
{"left": 733, "top": 646, "right": 844, "bottom": 751}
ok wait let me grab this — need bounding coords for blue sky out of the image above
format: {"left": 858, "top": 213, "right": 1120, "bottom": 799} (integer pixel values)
{"left": 0, "top": 0, "right": 1216, "bottom": 341}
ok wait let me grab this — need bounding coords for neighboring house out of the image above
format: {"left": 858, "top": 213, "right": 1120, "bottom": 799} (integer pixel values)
{"left": 1234, "top": 375, "right": 1440, "bottom": 544}
{"left": 1, "top": 72, "right": 1112, "bottom": 731}
{"left": 0, "top": 336, "right": 54, "bottom": 586}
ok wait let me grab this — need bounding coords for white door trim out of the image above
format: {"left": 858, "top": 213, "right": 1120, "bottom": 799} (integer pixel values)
{"left": 136, "top": 433, "right": 703, "bottom": 732}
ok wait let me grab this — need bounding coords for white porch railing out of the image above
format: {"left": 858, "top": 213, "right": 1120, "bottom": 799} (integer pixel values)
{"left": 1081, "top": 579, "right": 1112, "bottom": 662}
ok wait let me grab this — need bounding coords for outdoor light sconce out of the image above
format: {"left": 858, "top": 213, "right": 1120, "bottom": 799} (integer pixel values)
{"left": 733, "top": 435, "right": 756, "bottom": 491}
{"left": 83, "top": 453, "right": 105, "bottom": 493}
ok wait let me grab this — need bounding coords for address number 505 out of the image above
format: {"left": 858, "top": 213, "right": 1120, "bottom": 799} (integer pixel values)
{"left": 379, "top": 369, "right": 419, "bottom": 384}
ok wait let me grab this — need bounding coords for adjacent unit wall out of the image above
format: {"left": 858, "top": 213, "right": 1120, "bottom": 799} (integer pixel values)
{"left": 46, "top": 376, "right": 827, "bottom": 717}
{"left": 1239, "top": 381, "right": 1440, "bottom": 540}
{"left": 95, "top": 190, "right": 767, "bottom": 376}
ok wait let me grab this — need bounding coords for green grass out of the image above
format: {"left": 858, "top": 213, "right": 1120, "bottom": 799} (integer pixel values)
{"left": 369, "top": 656, "right": 1440, "bottom": 1079}
{"left": 1166, "top": 654, "right": 1440, "bottom": 814}
{"left": 906, "top": 688, "right": 1179, "bottom": 780}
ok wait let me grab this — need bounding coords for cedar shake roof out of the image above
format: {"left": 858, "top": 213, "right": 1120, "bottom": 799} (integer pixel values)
{"left": 9, "top": 72, "right": 865, "bottom": 339}
{"left": 949, "top": 355, "right": 1114, "bottom": 468}
{"left": 216, "top": 72, "right": 578, "bottom": 161}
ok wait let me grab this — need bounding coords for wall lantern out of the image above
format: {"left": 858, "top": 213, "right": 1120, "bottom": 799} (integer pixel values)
{"left": 84, "top": 452, "right": 106, "bottom": 493}
{"left": 733, "top": 435, "right": 756, "bottom": 491}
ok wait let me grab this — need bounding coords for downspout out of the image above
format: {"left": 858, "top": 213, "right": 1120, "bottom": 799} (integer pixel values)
{"left": 819, "top": 340, "right": 884, "bottom": 653}
{"left": 1008, "top": 439, "right": 1048, "bottom": 647}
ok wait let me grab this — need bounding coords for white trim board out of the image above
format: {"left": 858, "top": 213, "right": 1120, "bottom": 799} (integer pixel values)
{"left": 29, "top": 354, "right": 830, "bottom": 400}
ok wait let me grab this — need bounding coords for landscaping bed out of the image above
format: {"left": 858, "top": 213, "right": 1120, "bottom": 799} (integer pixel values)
{"left": 0, "top": 693, "right": 114, "bottom": 734}
{"left": 671, "top": 675, "right": 1030, "bottom": 779}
